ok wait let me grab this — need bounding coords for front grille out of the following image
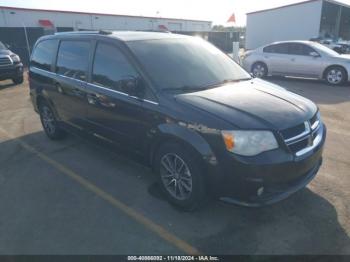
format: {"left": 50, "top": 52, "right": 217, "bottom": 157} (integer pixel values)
{"left": 280, "top": 123, "right": 305, "bottom": 140}
{"left": 288, "top": 138, "right": 309, "bottom": 153}
{"left": 0, "top": 56, "right": 12, "bottom": 66}
{"left": 281, "top": 112, "right": 322, "bottom": 156}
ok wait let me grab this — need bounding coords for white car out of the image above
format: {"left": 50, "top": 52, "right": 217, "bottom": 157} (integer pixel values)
{"left": 242, "top": 40, "right": 350, "bottom": 86}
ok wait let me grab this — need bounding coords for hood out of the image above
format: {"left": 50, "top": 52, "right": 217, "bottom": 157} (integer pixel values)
{"left": 339, "top": 54, "right": 350, "bottom": 60}
{"left": 175, "top": 79, "right": 317, "bottom": 130}
{"left": 0, "top": 49, "right": 12, "bottom": 56}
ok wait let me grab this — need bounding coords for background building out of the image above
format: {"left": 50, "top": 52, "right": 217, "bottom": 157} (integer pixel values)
{"left": 245, "top": 0, "right": 350, "bottom": 50}
{"left": 0, "top": 6, "right": 212, "bottom": 32}
{"left": 0, "top": 6, "right": 212, "bottom": 63}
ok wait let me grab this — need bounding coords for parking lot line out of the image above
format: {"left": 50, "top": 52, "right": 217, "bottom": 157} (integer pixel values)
{"left": 0, "top": 127, "right": 200, "bottom": 255}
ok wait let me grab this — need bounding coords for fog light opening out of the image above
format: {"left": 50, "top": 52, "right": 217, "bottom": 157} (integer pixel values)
{"left": 257, "top": 187, "right": 264, "bottom": 197}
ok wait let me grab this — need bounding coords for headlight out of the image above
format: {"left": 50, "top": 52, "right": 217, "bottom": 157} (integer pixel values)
{"left": 10, "top": 55, "right": 20, "bottom": 63}
{"left": 221, "top": 130, "right": 278, "bottom": 156}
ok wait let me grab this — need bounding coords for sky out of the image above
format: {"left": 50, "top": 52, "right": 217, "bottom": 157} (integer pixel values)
{"left": 0, "top": 0, "right": 308, "bottom": 26}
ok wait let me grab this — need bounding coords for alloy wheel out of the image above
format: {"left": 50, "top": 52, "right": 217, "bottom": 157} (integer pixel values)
{"left": 41, "top": 106, "right": 56, "bottom": 135}
{"left": 252, "top": 64, "right": 266, "bottom": 78}
{"left": 160, "top": 153, "right": 193, "bottom": 201}
{"left": 327, "top": 69, "right": 343, "bottom": 85}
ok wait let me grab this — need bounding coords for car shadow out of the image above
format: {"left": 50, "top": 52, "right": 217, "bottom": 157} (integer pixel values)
{"left": 264, "top": 76, "right": 350, "bottom": 106}
{"left": 0, "top": 80, "right": 15, "bottom": 90}
{"left": 192, "top": 188, "right": 350, "bottom": 254}
{"left": 1, "top": 129, "right": 349, "bottom": 254}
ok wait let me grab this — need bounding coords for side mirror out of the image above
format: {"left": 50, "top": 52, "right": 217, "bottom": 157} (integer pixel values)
{"left": 310, "top": 51, "right": 320, "bottom": 57}
{"left": 121, "top": 76, "right": 144, "bottom": 97}
{"left": 5, "top": 44, "right": 11, "bottom": 49}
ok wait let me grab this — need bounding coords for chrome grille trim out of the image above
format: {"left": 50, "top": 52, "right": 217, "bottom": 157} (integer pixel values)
{"left": 295, "top": 125, "right": 323, "bottom": 157}
{"left": 284, "top": 121, "right": 310, "bottom": 144}
{"left": 0, "top": 55, "right": 13, "bottom": 66}
{"left": 282, "top": 112, "right": 323, "bottom": 156}
{"left": 311, "top": 119, "right": 320, "bottom": 130}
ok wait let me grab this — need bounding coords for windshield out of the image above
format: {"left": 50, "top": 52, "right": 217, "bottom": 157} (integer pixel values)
{"left": 311, "top": 42, "right": 339, "bottom": 57}
{"left": 0, "top": 41, "right": 7, "bottom": 50}
{"left": 127, "top": 37, "right": 251, "bottom": 91}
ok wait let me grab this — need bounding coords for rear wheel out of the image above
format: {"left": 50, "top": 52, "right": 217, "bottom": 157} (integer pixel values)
{"left": 39, "top": 102, "right": 66, "bottom": 140}
{"left": 325, "top": 66, "right": 347, "bottom": 86}
{"left": 251, "top": 62, "right": 268, "bottom": 78}
{"left": 154, "top": 142, "right": 207, "bottom": 211}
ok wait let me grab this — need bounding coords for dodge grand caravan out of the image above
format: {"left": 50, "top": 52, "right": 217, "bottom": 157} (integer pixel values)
{"left": 29, "top": 31, "right": 326, "bottom": 210}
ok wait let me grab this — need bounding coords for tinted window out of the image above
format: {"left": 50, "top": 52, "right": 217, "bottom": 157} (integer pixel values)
{"left": 92, "top": 42, "right": 139, "bottom": 93}
{"left": 263, "top": 43, "right": 289, "bottom": 54}
{"left": 31, "top": 39, "right": 57, "bottom": 71}
{"left": 288, "top": 43, "right": 317, "bottom": 56}
{"left": 263, "top": 45, "right": 275, "bottom": 53}
{"left": 56, "top": 41, "right": 90, "bottom": 81}
{"left": 127, "top": 38, "right": 250, "bottom": 91}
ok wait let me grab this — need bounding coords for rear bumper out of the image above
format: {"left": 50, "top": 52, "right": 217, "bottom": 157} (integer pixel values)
{"left": 0, "top": 63, "right": 23, "bottom": 80}
{"left": 206, "top": 124, "right": 326, "bottom": 206}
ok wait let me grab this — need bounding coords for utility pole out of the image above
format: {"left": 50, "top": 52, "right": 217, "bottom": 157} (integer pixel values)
{"left": 22, "top": 23, "right": 31, "bottom": 63}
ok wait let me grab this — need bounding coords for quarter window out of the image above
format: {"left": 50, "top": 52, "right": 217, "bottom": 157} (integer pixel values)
{"left": 92, "top": 42, "right": 139, "bottom": 93}
{"left": 31, "top": 39, "right": 58, "bottom": 71}
{"left": 56, "top": 41, "right": 90, "bottom": 81}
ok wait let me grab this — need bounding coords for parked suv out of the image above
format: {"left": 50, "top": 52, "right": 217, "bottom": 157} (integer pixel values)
{"left": 29, "top": 31, "right": 326, "bottom": 210}
{"left": 0, "top": 41, "right": 24, "bottom": 84}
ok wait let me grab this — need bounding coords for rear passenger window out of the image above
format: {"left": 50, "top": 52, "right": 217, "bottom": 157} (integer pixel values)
{"left": 263, "top": 45, "right": 275, "bottom": 53}
{"left": 31, "top": 39, "right": 57, "bottom": 71}
{"left": 92, "top": 42, "right": 139, "bottom": 93}
{"left": 263, "top": 43, "right": 289, "bottom": 54}
{"left": 56, "top": 41, "right": 90, "bottom": 81}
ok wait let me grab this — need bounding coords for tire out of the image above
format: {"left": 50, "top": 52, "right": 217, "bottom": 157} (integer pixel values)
{"left": 324, "top": 66, "right": 347, "bottom": 86}
{"left": 12, "top": 76, "right": 24, "bottom": 85}
{"left": 39, "top": 102, "right": 66, "bottom": 140}
{"left": 251, "top": 62, "right": 268, "bottom": 78}
{"left": 154, "top": 142, "right": 207, "bottom": 211}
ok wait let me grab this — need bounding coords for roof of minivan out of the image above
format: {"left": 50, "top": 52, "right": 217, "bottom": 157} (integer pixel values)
{"left": 54, "top": 31, "right": 190, "bottom": 42}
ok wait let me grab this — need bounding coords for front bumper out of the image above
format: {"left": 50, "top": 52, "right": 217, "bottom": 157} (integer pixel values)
{"left": 0, "top": 63, "right": 23, "bottom": 80}
{"left": 207, "top": 124, "right": 326, "bottom": 207}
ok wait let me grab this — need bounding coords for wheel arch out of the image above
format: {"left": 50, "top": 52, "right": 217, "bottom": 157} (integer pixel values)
{"left": 323, "top": 64, "right": 348, "bottom": 80}
{"left": 148, "top": 124, "right": 217, "bottom": 169}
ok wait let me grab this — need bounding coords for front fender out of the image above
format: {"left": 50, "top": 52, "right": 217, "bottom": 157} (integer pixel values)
{"left": 148, "top": 123, "right": 218, "bottom": 166}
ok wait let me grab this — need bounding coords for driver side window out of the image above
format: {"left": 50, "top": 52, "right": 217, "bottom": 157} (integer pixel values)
{"left": 92, "top": 42, "right": 140, "bottom": 94}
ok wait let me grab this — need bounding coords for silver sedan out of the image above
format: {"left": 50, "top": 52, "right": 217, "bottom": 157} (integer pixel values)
{"left": 242, "top": 40, "right": 350, "bottom": 86}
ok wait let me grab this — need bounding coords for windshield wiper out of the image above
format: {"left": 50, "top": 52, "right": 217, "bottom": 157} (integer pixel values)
{"left": 162, "top": 85, "right": 209, "bottom": 92}
{"left": 204, "top": 78, "right": 253, "bottom": 89}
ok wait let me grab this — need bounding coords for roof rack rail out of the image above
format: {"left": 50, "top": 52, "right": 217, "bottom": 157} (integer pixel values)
{"left": 98, "top": 30, "right": 113, "bottom": 35}
{"left": 55, "top": 30, "right": 113, "bottom": 35}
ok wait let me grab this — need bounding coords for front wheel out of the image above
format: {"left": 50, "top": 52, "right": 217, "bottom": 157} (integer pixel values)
{"left": 154, "top": 142, "right": 207, "bottom": 211}
{"left": 39, "top": 102, "right": 66, "bottom": 140}
{"left": 12, "top": 76, "right": 24, "bottom": 85}
{"left": 325, "top": 67, "right": 347, "bottom": 86}
{"left": 251, "top": 62, "right": 268, "bottom": 78}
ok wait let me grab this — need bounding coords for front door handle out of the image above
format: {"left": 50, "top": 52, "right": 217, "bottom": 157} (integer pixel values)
{"left": 87, "top": 93, "right": 98, "bottom": 105}
{"left": 73, "top": 88, "right": 85, "bottom": 96}
{"left": 55, "top": 82, "right": 64, "bottom": 94}
{"left": 291, "top": 58, "right": 296, "bottom": 62}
